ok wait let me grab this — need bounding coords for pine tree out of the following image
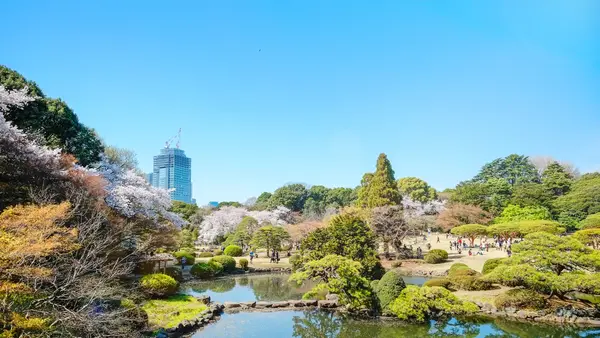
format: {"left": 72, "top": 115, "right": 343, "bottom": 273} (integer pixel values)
{"left": 542, "top": 162, "right": 573, "bottom": 196}
{"left": 357, "top": 153, "right": 401, "bottom": 208}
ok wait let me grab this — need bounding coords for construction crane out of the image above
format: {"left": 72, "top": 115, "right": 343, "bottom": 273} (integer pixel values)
{"left": 164, "top": 128, "right": 182, "bottom": 149}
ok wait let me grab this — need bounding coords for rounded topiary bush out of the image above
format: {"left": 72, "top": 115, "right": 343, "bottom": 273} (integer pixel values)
{"left": 495, "top": 289, "right": 547, "bottom": 310}
{"left": 448, "top": 263, "right": 469, "bottom": 275}
{"left": 373, "top": 270, "right": 407, "bottom": 311}
{"left": 424, "top": 249, "right": 448, "bottom": 264}
{"left": 208, "top": 261, "right": 224, "bottom": 276}
{"left": 190, "top": 262, "right": 214, "bottom": 279}
{"left": 449, "top": 268, "right": 479, "bottom": 277}
{"left": 164, "top": 266, "right": 183, "bottom": 281}
{"left": 239, "top": 258, "right": 249, "bottom": 270}
{"left": 482, "top": 258, "right": 504, "bottom": 274}
{"left": 450, "top": 276, "right": 493, "bottom": 291}
{"left": 173, "top": 251, "right": 195, "bottom": 265}
{"left": 213, "top": 249, "right": 223, "bottom": 256}
{"left": 423, "top": 278, "right": 454, "bottom": 290}
{"left": 198, "top": 252, "right": 214, "bottom": 258}
{"left": 209, "top": 255, "right": 236, "bottom": 272}
{"left": 224, "top": 245, "right": 243, "bottom": 257}
{"left": 139, "top": 273, "right": 178, "bottom": 297}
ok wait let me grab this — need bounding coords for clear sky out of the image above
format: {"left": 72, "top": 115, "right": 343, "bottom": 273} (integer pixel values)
{"left": 3, "top": 1, "right": 599, "bottom": 204}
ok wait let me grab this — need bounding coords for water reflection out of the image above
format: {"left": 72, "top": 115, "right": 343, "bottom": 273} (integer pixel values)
{"left": 194, "top": 310, "right": 600, "bottom": 338}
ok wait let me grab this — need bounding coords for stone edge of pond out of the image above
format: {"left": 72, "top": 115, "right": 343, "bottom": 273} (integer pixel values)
{"left": 473, "top": 302, "right": 600, "bottom": 327}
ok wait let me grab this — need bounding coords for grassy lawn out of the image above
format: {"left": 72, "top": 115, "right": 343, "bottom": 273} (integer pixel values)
{"left": 142, "top": 294, "right": 207, "bottom": 329}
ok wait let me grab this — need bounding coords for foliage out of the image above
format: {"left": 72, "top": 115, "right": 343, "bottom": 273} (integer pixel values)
{"left": 213, "top": 249, "right": 223, "bottom": 256}
{"left": 436, "top": 203, "right": 492, "bottom": 231}
{"left": 450, "top": 224, "right": 488, "bottom": 246}
{"left": 356, "top": 153, "right": 402, "bottom": 208}
{"left": 164, "top": 266, "right": 183, "bottom": 282}
{"left": 1, "top": 68, "right": 104, "bottom": 166}
{"left": 553, "top": 173, "right": 600, "bottom": 217}
{"left": 140, "top": 274, "right": 179, "bottom": 297}
{"left": 372, "top": 270, "right": 406, "bottom": 312}
{"left": 207, "top": 261, "right": 224, "bottom": 276}
{"left": 217, "top": 201, "right": 242, "bottom": 208}
{"left": 389, "top": 286, "right": 479, "bottom": 323}
{"left": 446, "top": 265, "right": 493, "bottom": 291}
{"left": 268, "top": 183, "right": 308, "bottom": 211}
{"left": 473, "top": 154, "right": 539, "bottom": 186}
{"left": 448, "top": 263, "right": 469, "bottom": 275}
{"left": 370, "top": 205, "right": 414, "bottom": 253}
{"left": 451, "top": 178, "right": 512, "bottom": 215}
{"left": 223, "top": 245, "right": 243, "bottom": 257}
{"left": 482, "top": 258, "right": 504, "bottom": 274}
{"left": 509, "top": 182, "right": 554, "bottom": 210}
{"left": 494, "top": 289, "right": 547, "bottom": 310}
{"left": 397, "top": 177, "right": 437, "bottom": 203}
{"left": 423, "top": 279, "right": 453, "bottom": 290}
{"left": 574, "top": 229, "right": 600, "bottom": 250}
{"left": 170, "top": 201, "right": 199, "bottom": 222}
{"left": 542, "top": 162, "right": 574, "bottom": 196}
{"left": 250, "top": 225, "right": 290, "bottom": 255}
{"left": 285, "top": 221, "right": 326, "bottom": 245}
{"left": 493, "top": 204, "right": 552, "bottom": 224}
{"left": 289, "top": 254, "right": 303, "bottom": 271}
{"left": 580, "top": 212, "right": 600, "bottom": 229}
{"left": 173, "top": 251, "right": 195, "bottom": 265}
{"left": 190, "top": 262, "right": 218, "bottom": 279}
{"left": 558, "top": 210, "right": 587, "bottom": 231}
{"left": 142, "top": 294, "right": 207, "bottom": 329}
{"left": 301, "top": 213, "right": 383, "bottom": 279}
{"left": 209, "top": 255, "right": 237, "bottom": 272}
{"left": 224, "top": 216, "right": 258, "bottom": 248}
{"left": 289, "top": 255, "right": 374, "bottom": 311}
{"left": 198, "top": 252, "right": 214, "bottom": 258}
{"left": 253, "top": 192, "right": 272, "bottom": 210}
{"left": 238, "top": 258, "right": 249, "bottom": 270}
{"left": 424, "top": 249, "right": 448, "bottom": 264}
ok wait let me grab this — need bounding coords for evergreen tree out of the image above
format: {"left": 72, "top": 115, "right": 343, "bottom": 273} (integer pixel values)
{"left": 542, "top": 162, "right": 573, "bottom": 196}
{"left": 356, "top": 153, "right": 401, "bottom": 208}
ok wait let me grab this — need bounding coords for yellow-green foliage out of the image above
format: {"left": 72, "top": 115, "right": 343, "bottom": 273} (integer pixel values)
{"left": 423, "top": 278, "right": 454, "bottom": 290}
{"left": 389, "top": 286, "right": 479, "bottom": 322}
{"left": 494, "top": 289, "right": 547, "bottom": 310}
{"left": 173, "top": 251, "right": 195, "bottom": 265}
{"left": 190, "top": 262, "right": 222, "bottom": 279}
{"left": 447, "top": 264, "right": 493, "bottom": 291}
{"left": 482, "top": 258, "right": 505, "bottom": 274}
{"left": 209, "top": 255, "right": 236, "bottom": 272}
{"left": 448, "top": 263, "right": 469, "bottom": 274}
{"left": 373, "top": 270, "right": 406, "bottom": 311}
{"left": 142, "top": 294, "right": 207, "bottom": 329}
{"left": 140, "top": 273, "right": 178, "bottom": 297}
{"left": 424, "top": 249, "right": 448, "bottom": 264}
{"left": 198, "top": 252, "right": 214, "bottom": 258}
{"left": 238, "top": 258, "right": 249, "bottom": 270}
{"left": 224, "top": 245, "right": 243, "bottom": 257}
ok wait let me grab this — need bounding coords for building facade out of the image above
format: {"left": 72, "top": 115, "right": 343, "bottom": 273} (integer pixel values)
{"left": 149, "top": 148, "right": 193, "bottom": 204}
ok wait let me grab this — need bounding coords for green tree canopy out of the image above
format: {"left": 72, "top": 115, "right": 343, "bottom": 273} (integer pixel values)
{"left": 450, "top": 224, "right": 488, "bottom": 246}
{"left": 493, "top": 204, "right": 552, "bottom": 224}
{"left": 473, "top": 154, "right": 539, "bottom": 186}
{"left": 225, "top": 216, "right": 259, "bottom": 248}
{"left": 451, "top": 179, "right": 511, "bottom": 215}
{"left": 250, "top": 225, "right": 290, "bottom": 255}
{"left": 573, "top": 229, "right": 600, "bottom": 250}
{"left": 301, "top": 213, "right": 382, "bottom": 279}
{"left": 541, "top": 162, "right": 574, "bottom": 196}
{"left": 487, "top": 220, "right": 563, "bottom": 240}
{"left": 553, "top": 173, "right": 600, "bottom": 216}
{"left": 268, "top": 184, "right": 308, "bottom": 211}
{"left": 356, "top": 153, "right": 401, "bottom": 208}
{"left": 217, "top": 201, "right": 242, "bottom": 208}
{"left": 325, "top": 187, "right": 357, "bottom": 208}
{"left": 580, "top": 212, "right": 600, "bottom": 229}
{"left": 397, "top": 177, "right": 437, "bottom": 203}
{"left": 253, "top": 192, "right": 272, "bottom": 210}
{"left": 170, "top": 201, "right": 199, "bottom": 222}
{"left": 509, "top": 182, "right": 554, "bottom": 210}
{"left": 0, "top": 65, "right": 103, "bottom": 166}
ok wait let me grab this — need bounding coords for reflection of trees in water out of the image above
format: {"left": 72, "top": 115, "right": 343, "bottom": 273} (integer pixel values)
{"left": 249, "top": 276, "right": 311, "bottom": 301}
{"left": 428, "top": 317, "right": 482, "bottom": 338}
{"left": 292, "top": 310, "right": 342, "bottom": 338}
{"left": 490, "top": 318, "right": 595, "bottom": 338}
{"left": 207, "top": 278, "right": 236, "bottom": 293}
{"left": 237, "top": 276, "right": 249, "bottom": 286}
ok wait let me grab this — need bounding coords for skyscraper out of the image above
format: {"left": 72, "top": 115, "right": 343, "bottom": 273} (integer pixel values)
{"left": 149, "top": 148, "right": 193, "bottom": 203}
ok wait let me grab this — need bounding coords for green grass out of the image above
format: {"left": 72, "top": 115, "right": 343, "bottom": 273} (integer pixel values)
{"left": 142, "top": 294, "right": 207, "bottom": 329}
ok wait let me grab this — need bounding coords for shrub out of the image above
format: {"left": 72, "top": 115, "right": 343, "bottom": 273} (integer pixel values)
{"left": 164, "top": 266, "right": 183, "bottom": 282}
{"left": 224, "top": 245, "right": 243, "bottom": 257}
{"left": 213, "top": 249, "right": 223, "bottom": 256}
{"left": 198, "top": 252, "right": 214, "bottom": 258}
{"left": 239, "top": 258, "right": 249, "bottom": 270}
{"left": 190, "top": 263, "right": 214, "bottom": 279}
{"left": 391, "top": 261, "right": 402, "bottom": 268}
{"left": 389, "top": 285, "right": 479, "bottom": 322}
{"left": 370, "top": 280, "right": 380, "bottom": 290}
{"left": 373, "top": 270, "right": 407, "bottom": 312}
{"left": 424, "top": 249, "right": 448, "bottom": 264}
{"left": 207, "top": 261, "right": 224, "bottom": 276}
{"left": 209, "top": 256, "right": 236, "bottom": 272}
{"left": 482, "top": 258, "right": 504, "bottom": 274}
{"left": 140, "top": 274, "right": 178, "bottom": 297}
{"left": 180, "top": 247, "right": 196, "bottom": 254}
{"left": 423, "top": 278, "right": 454, "bottom": 290}
{"left": 495, "top": 289, "right": 547, "bottom": 310}
{"left": 173, "top": 251, "right": 195, "bottom": 265}
{"left": 449, "top": 268, "right": 479, "bottom": 277}
{"left": 450, "top": 275, "right": 493, "bottom": 291}
{"left": 289, "top": 254, "right": 303, "bottom": 271}
{"left": 448, "top": 263, "right": 469, "bottom": 275}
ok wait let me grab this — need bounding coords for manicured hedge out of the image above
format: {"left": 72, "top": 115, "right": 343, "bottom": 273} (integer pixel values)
{"left": 224, "top": 245, "right": 243, "bottom": 257}
{"left": 495, "top": 289, "right": 547, "bottom": 310}
{"left": 482, "top": 258, "right": 504, "bottom": 274}
{"left": 190, "top": 262, "right": 214, "bottom": 279}
{"left": 373, "top": 270, "right": 406, "bottom": 312}
{"left": 424, "top": 249, "right": 448, "bottom": 264}
{"left": 173, "top": 251, "right": 195, "bottom": 265}
{"left": 198, "top": 252, "right": 214, "bottom": 258}
{"left": 209, "top": 256, "right": 236, "bottom": 272}
{"left": 239, "top": 258, "right": 249, "bottom": 270}
{"left": 140, "top": 274, "right": 178, "bottom": 297}
{"left": 423, "top": 278, "right": 454, "bottom": 290}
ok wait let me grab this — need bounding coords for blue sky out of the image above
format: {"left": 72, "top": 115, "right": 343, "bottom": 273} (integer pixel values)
{"left": 3, "top": 1, "right": 599, "bottom": 204}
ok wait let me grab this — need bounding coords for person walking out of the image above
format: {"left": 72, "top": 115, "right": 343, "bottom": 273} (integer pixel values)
{"left": 249, "top": 250, "right": 255, "bottom": 264}
{"left": 180, "top": 256, "right": 186, "bottom": 270}
{"left": 275, "top": 251, "right": 280, "bottom": 263}
{"left": 437, "top": 236, "right": 440, "bottom": 243}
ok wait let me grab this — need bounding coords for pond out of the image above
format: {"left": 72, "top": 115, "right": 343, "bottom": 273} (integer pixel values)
{"left": 193, "top": 310, "right": 600, "bottom": 338}
{"left": 182, "top": 273, "right": 431, "bottom": 303}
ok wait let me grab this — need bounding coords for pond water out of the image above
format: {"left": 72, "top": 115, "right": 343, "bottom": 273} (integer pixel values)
{"left": 182, "top": 273, "right": 431, "bottom": 303}
{"left": 193, "top": 310, "right": 600, "bottom": 338}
